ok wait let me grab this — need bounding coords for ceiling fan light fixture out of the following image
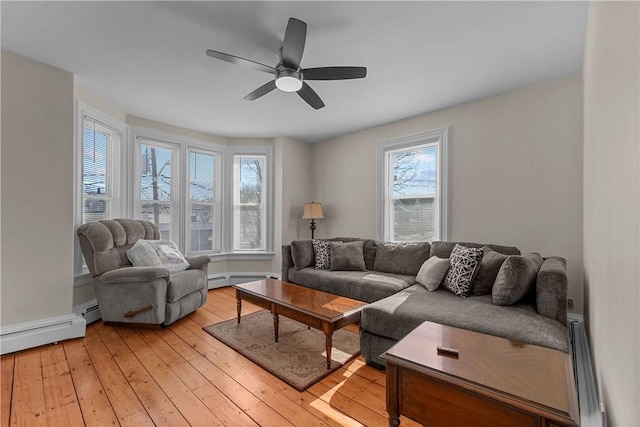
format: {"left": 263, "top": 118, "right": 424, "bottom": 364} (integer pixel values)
{"left": 275, "top": 69, "right": 303, "bottom": 92}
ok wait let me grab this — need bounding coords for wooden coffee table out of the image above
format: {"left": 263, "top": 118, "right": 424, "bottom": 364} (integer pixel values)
{"left": 382, "top": 321, "right": 579, "bottom": 427}
{"left": 234, "top": 278, "right": 367, "bottom": 369}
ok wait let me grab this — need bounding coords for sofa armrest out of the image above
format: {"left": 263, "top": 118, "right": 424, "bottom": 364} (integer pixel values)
{"left": 282, "top": 244, "right": 294, "bottom": 282}
{"left": 99, "top": 266, "right": 170, "bottom": 284}
{"left": 186, "top": 255, "right": 210, "bottom": 273}
{"left": 536, "top": 257, "right": 568, "bottom": 325}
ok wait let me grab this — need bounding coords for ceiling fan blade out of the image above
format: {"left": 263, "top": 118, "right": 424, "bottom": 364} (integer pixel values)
{"left": 243, "top": 80, "right": 277, "bottom": 101}
{"left": 206, "top": 49, "right": 275, "bottom": 74}
{"left": 297, "top": 82, "right": 325, "bottom": 110}
{"left": 302, "top": 66, "right": 367, "bottom": 81}
{"left": 281, "top": 18, "right": 306, "bottom": 69}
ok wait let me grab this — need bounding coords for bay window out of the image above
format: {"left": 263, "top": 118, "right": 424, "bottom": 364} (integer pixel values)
{"left": 76, "top": 105, "right": 274, "bottom": 280}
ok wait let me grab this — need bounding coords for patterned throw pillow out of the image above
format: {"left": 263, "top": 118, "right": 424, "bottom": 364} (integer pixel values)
{"left": 312, "top": 240, "right": 335, "bottom": 269}
{"left": 443, "top": 244, "right": 485, "bottom": 297}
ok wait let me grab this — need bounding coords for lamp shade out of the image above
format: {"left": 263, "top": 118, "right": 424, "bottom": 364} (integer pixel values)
{"left": 302, "top": 202, "right": 324, "bottom": 220}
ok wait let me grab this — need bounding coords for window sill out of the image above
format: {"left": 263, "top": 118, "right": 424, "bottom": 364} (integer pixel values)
{"left": 209, "top": 252, "right": 276, "bottom": 261}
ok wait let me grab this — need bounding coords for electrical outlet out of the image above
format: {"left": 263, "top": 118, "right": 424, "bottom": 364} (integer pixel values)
{"left": 567, "top": 298, "right": 574, "bottom": 309}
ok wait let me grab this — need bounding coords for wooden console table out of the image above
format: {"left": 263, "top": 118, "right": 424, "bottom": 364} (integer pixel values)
{"left": 382, "top": 321, "right": 579, "bottom": 427}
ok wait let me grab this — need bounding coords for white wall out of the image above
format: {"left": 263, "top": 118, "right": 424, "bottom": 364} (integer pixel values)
{"left": 278, "top": 136, "right": 313, "bottom": 243}
{"left": 1, "top": 50, "right": 75, "bottom": 325}
{"left": 312, "top": 75, "right": 585, "bottom": 312}
{"left": 583, "top": 2, "right": 640, "bottom": 425}
{"left": 275, "top": 136, "right": 313, "bottom": 275}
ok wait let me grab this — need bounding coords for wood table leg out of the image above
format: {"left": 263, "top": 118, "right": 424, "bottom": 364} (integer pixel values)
{"left": 273, "top": 313, "right": 279, "bottom": 342}
{"left": 271, "top": 303, "right": 279, "bottom": 342}
{"left": 386, "top": 361, "right": 400, "bottom": 427}
{"left": 323, "top": 323, "right": 333, "bottom": 370}
{"left": 236, "top": 297, "right": 242, "bottom": 324}
{"left": 325, "top": 333, "right": 333, "bottom": 369}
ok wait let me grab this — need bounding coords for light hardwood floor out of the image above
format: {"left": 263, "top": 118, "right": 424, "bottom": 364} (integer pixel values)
{"left": 1, "top": 286, "right": 420, "bottom": 426}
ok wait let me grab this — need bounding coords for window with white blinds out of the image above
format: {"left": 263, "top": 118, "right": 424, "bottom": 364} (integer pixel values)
{"left": 81, "top": 115, "right": 121, "bottom": 224}
{"left": 76, "top": 103, "right": 127, "bottom": 276}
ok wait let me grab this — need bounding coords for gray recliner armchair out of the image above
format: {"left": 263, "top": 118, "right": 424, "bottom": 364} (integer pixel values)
{"left": 77, "top": 218, "right": 209, "bottom": 326}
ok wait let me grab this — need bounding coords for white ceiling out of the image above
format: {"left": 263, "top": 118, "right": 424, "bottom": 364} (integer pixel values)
{"left": 1, "top": 1, "right": 587, "bottom": 142}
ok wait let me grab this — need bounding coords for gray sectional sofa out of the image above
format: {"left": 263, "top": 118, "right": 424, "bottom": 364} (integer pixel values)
{"left": 282, "top": 238, "right": 570, "bottom": 369}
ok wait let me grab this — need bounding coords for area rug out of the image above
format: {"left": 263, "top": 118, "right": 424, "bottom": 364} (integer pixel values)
{"left": 203, "top": 310, "right": 360, "bottom": 391}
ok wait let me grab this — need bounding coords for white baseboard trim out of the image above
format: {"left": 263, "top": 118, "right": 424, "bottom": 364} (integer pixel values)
{"left": 0, "top": 272, "right": 280, "bottom": 355}
{"left": 0, "top": 314, "right": 86, "bottom": 355}
{"left": 208, "top": 272, "right": 280, "bottom": 289}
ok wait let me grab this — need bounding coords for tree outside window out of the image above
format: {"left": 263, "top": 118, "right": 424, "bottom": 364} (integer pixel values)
{"left": 233, "top": 155, "right": 266, "bottom": 250}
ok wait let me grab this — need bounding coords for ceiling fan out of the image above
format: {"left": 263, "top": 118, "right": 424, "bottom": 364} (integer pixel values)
{"left": 206, "top": 17, "right": 367, "bottom": 110}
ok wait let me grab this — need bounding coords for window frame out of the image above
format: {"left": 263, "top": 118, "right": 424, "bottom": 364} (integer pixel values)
{"left": 377, "top": 126, "right": 450, "bottom": 242}
{"left": 186, "top": 146, "right": 223, "bottom": 255}
{"left": 74, "top": 102, "right": 128, "bottom": 278}
{"left": 133, "top": 134, "right": 181, "bottom": 244}
{"left": 223, "top": 146, "right": 274, "bottom": 257}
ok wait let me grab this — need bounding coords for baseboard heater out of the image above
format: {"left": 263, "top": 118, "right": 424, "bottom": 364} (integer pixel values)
{"left": 75, "top": 300, "right": 102, "bottom": 325}
{"left": 569, "top": 315, "right": 604, "bottom": 427}
{"left": 208, "top": 272, "right": 280, "bottom": 289}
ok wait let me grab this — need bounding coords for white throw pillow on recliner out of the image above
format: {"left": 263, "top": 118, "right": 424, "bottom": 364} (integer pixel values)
{"left": 127, "top": 239, "right": 190, "bottom": 273}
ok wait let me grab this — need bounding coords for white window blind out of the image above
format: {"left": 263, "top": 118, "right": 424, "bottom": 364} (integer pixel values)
{"left": 81, "top": 115, "right": 120, "bottom": 224}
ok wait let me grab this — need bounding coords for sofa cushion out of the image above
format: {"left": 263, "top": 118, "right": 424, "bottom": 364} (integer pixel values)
{"left": 291, "top": 240, "right": 314, "bottom": 270}
{"left": 416, "top": 256, "right": 450, "bottom": 291}
{"left": 363, "top": 240, "right": 378, "bottom": 271}
{"left": 492, "top": 253, "right": 544, "bottom": 305}
{"left": 431, "top": 241, "right": 520, "bottom": 258}
{"left": 442, "top": 245, "right": 484, "bottom": 297}
{"left": 287, "top": 268, "right": 414, "bottom": 303}
{"left": 472, "top": 247, "right": 509, "bottom": 296}
{"left": 373, "top": 241, "right": 430, "bottom": 276}
{"left": 536, "top": 257, "right": 568, "bottom": 325}
{"left": 360, "top": 285, "right": 569, "bottom": 353}
{"left": 330, "top": 241, "right": 366, "bottom": 271}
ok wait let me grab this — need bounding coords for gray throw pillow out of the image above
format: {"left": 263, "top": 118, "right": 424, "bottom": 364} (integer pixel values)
{"left": 373, "top": 241, "right": 431, "bottom": 276}
{"left": 290, "top": 240, "right": 314, "bottom": 270}
{"left": 471, "top": 247, "right": 509, "bottom": 296}
{"left": 330, "top": 241, "right": 366, "bottom": 271}
{"left": 492, "top": 253, "right": 544, "bottom": 305}
{"left": 416, "top": 256, "right": 450, "bottom": 291}
{"left": 443, "top": 244, "right": 484, "bottom": 297}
